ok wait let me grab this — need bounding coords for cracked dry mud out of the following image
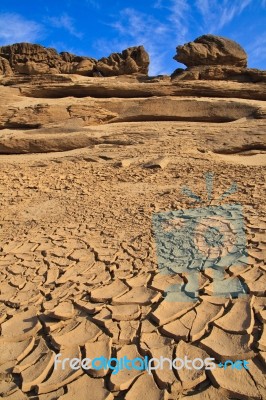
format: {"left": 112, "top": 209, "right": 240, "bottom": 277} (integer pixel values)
{"left": 0, "top": 75, "right": 265, "bottom": 400}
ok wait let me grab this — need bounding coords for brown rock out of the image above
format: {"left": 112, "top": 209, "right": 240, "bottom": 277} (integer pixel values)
{"left": 174, "top": 35, "right": 247, "bottom": 67}
{"left": 0, "top": 307, "right": 42, "bottom": 342}
{"left": 208, "top": 363, "right": 261, "bottom": 399}
{"left": 0, "top": 131, "right": 95, "bottom": 154}
{"left": 96, "top": 46, "right": 149, "bottom": 76}
{"left": 90, "top": 279, "right": 129, "bottom": 302}
{"left": 0, "top": 337, "right": 35, "bottom": 366}
{"left": 172, "top": 65, "right": 266, "bottom": 83}
{"left": 37, "top": 346, "right": 83, "bottom": 394}
{"left": 214, "top": 297, "right": 254, "bottom": 334}
{"left": 84, "top": 338, "right": 112, "bottom": 377}
{"left": 179, "top": 385, "right": 229, "bottom": 399}
{"left": 161, "top": 318, "right": 190, "bottom": 341}
{"left": 149, "top": 345, "right": 179, "bottom": 389}
{"left": 124, "top": 373, "right": 168, "bottom": 400}
{"left": 59, "top": 374, "right": 113, "bottom": 400}
{"left": 108, "top": 344, "right": 144, "bottom": 390}
{"left": 258, "top": 324, "right": 266, "bottom": 351}
{"left": 140, "top": 332, "right": 173, "bottom": 351}
{"left": 1, "top": 388, "right": 29, "bottom": 400}
{"left": 21, "top": 348, "right": 55, "bottom": 392}
{"left": 107, "top": 304, "right": 140, "bottom": 321}
{"left": 47, "top": 301, "right": 75, "bottom": 320}
{"left": 0, "top": 42, "right": 149, "bottom": 77}
{"left": 174, "top": 341, "right": 208, "bottom": 390}
{"left": 13, "top": 337, "right": 50, "bottom": 373}
{"left": 201, "top": 326, "right": 254, "bottom": 361}
{"left": 51, "top": 319, "right": 102, "bottom": 349}
{"left": 15, "top": 73, "right": 266, "bottom": 100}
{"left": 144, "top": 157, "right": 170, "bottom": 169}
{"left": 151, "top": 292, "right": 198, "bottom": 325}
{"left": 112, "top": 286, "right": 161, "bottom": 305}
{"left": 0, "top": 56, "right": 12, "bottom": 76}
{"left": 247, "top": 358, "right": 266, "bottom": 398}
{"left": 190, "top": 301, "right": 224, "bottom": 341}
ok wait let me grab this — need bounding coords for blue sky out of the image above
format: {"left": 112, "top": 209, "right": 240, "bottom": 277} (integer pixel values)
{"left": 0, "top": 0, "right": 265, "bottom": 75}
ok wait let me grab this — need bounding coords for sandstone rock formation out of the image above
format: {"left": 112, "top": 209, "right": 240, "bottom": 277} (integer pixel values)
{"left": 96, "top": 46, "right": 149, "bottom": 76}
{"left": 0, "top": 56, "right": 13, "bottom": 76}
{"left": 174, "top": 34, "right": 247, "bottom": 67}
{"left": 0, "top": 43, "right": 149, "bottom": 77}
{"left": 172, "top": 34, "right": 265, "bottom": 83}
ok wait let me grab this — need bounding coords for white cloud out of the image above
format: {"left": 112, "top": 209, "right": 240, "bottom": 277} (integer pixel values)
{"left": 96, "top": 2, "right": 190, "bottom": 75}
{"left": 246, "top": 34, "right": 266, "bottom": 65}
{"left": 0, "top": 13, "right": 43, "bottom": 45}
{"left": 196, "top": 0, "right": 251, "bottom": 31}
{"left": 46, "top": 13, "right": 83, "bottom": 39}
{"left": 164, "top": 0, "right": 190, "bottom": 40}
{"left": 86, "top": 0, "right": 100, "bottom": 9}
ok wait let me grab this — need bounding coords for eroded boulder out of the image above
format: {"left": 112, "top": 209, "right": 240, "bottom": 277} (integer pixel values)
{"left": 97, "top": 46, "right": 149, "bottom": 76}
{"left": 174, "top": 34, "right": 247, "bottom": 67}
{"left": 0, "top": 56, "right": 13, "bottom": 76}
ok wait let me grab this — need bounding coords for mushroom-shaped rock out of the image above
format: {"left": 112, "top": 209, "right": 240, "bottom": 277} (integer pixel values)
{"left": 174, "top": 35, "right": 247, "bottom": 67}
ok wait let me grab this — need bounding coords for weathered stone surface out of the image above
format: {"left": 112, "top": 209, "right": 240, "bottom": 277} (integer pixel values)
{"left": 148, "top": 345, "right": 178, "bottom": 389}
{"left": 172, "top": 65, "right": 266, "bottom": 83}
{"left": 125, "top": 373, "right": 168, "bottom": 399}
{"left": 37, "top": 346, "right": 83, "bottom": 394}
{"left": 51, "top": 319, "right": 102, "bottom": 349}
{"left": 144, "top": 157, "right": 170, "bottom": 169}
{"left": 174, "top": 341, "right": 208, "bottom": 390}
{"left": 59, "top": 375, "right": 114, "bottom": 400}
{"left": 0, "top": 307, "right": 42, "bottom": 342}
{"left": 96, "top": 46, "right": 149, "bottom": 76}
{"left": 174, "top": 35, "right": 247, "bottom": 67}
{"left": 201, "top": 326, "right": 255, "bottom": 361}
{"left": 0, "top": 337, "right": 35, "bottom": 366}
{"left": 208, "top": 363, "right": 261, "bottom": 399}
{"left": 107, "top": 304, "right": 140, "bottom": 321}
{"left": 247, "top": 358, "right": 266, "bottom": 399}
{"left": 0, "top": 131, "right": 96, "bottom": 154}
{"left": 258, "top": 324, "right": 266, "bottom": 351}
{"left": 0, "top": 56, "right": 13, "bottom": 76}
{"left": 190, "top": 301, "right": 224, "bottom": 341}
{"left": 47, "top": 301, "right": 75, "bottom": 320}
{"left": 108, "top": 344, "right": 144, "bottom": 391}
{"left": 84, "top": 338, "right": 112, "bottom": 377}
{"left": 12, "top": 74, "right": 266, "bottom": 100}
{"left": 179, "top": 385, "right": 229, "bottom": 399}
{"left": 13, "top": 338, "right": 50, "bottom": 373}
{"left": 0, "top": 43, "right": 149, "bottom": 77}
{"left": 151, "top": 292, "right": 198, "bottom": 325}
{"left": 21, "top": 348, "right": 55, "bottom": 392}
{"left": 161, "top": 318, "right": 190, "bottom": 341}
{"left": 214, "top": 297, "right": 254, "bottom": 334}
{"left": 90, "top": 279, "right": 129, "bottom": 302}
{"left": 112, "top": 286, "right": 161, "bottom": 305}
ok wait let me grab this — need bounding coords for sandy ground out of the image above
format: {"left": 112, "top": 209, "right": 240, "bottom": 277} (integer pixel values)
{"left": 0, "top": 117, "right": 266, "bottom": 399}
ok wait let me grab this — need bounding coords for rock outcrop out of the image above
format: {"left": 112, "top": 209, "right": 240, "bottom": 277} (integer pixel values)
{"left": 97, "top": 46, "right": 149, "bottom": 77}
{"left": 0, "top": 43, "right": 149, "bottom": 77}
{"left": 0, "top": 35, "right": 265, "bottom": 156}
{"left": 172, "top": 34, "right": 266, "bottom": 83}
{"left": 174, "top": 35, "right": 247, "bottom": 67}
{"left": 0, "top": 56, "right": 13, "bottom": 76}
